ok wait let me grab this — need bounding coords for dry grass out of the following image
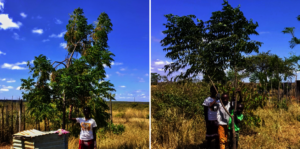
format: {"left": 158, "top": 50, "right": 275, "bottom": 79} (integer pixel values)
{"left": 1, "top": 107, "right": 149, "bottom": 149}
{"left": 151, "top": 102, "right": 300, "bottom": 149}
{"left": 68, "top": 108, "right": 149, "bottom": 149}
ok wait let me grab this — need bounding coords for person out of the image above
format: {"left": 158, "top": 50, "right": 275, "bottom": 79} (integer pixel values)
{"left": 228, "top": 89, "right": 244, "bottom": 149}
{"left": 69, "top": 104, "right": 97, "bottom": 149}
{"left": 217, "top": 93, "right": 231, "bottom": 149}
{"left": 202, "top": 85, "right": 220, "bottom": 149}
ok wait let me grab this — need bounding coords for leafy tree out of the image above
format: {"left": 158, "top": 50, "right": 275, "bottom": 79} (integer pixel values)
{"left": 160, "top": 1, "right": 262, "bottom": 148}
{"left": 282, "top": 15, "right": 300, "bottom": 49}
{"left": 151, "top": 73, "right": 161, "bottom": 85}
{"left": 21, "top": 8, "right": 115, "bottom": 130}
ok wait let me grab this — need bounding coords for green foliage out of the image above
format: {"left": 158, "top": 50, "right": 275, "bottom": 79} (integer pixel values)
{"left": 130, "top": 102, "right": 139, "bottom": 108}
{"left": 20, "top": 7, "right": 115, "bottom": 130}
{"left": 161, "top": 0, "right": 262, "bottom": 81}
{"left": 98, "top": 123, "right": 126, "bottom": 138}
{"left": 115, "top": 112, "right": 125, "bottom": 118}
{"left": 282, "top": 15, "right": 300, "bottom": 49}
{"left": 151, "top": 73, "right": 161, "bottom": 85}
{"left": 146, "top": 114, "right": 149, "bottom": 119}
{"left": 152, "top": 81, "right": 265, "bottom": 128}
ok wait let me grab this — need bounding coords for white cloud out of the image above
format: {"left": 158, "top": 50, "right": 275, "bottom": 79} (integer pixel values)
{"left": 142, "top": 96, "right": 146, "bottom": 98}
{"left": 0, "top": 51, "right": 6, "bottom": 55}
{"left": 1, "top": 61, "right": 30, "bottom": 70}
{"left": 145, "top": 73, "right": 149, "bottom": 76}
{"left": 7, "top": 79, "right": 16, "bottom": 83}
{"left": 138, "top": 77, "right": 145, "bottom": 82}
{"left": 32, "top": 28, "right": 43, "bottom": 34}
{"left": 60, "top": 43, "right": 67, "bottom": 48}
{"left": 120, "top": 68, "right": 126, "bottom": 71}
{"left": 37, "top": 16, "right": 42, "bottom": 19}
{"left": 0, "top": 88, "right": 8, "bottom": 91}
{"left": 12, "top": 32, "right": 24, "bottom": 40}
{"left": 6, "top": 80, "right": 16, "bottom": 83}
{"left": 0, "top": 0, "right": 3, "bottom": 12}
{"left": 0, "top": 14, "right": 22, "bottom": 30}
{"left": 1, "top": 78, "right": 6, "bottom": 81}
{"left": 116, "top": 71, "right": 125, "bottom": 76}
{"left": 152, "top": 36, "right": 160, "bottom": 42}
{"left": 120, "top": 86, "right": 126, "bottom": 88}
{"left": 49, "top": 31, "right": 66, "bottom": 38}
{"left": 158, "top": 68, "right": 164, "bottom": 71}
{"left": 154, "top": 60, "right": 172, "bottom": 66}
{"left": 259, "top": 31, "right": 270, "bottom": 34}
{"left": 128, "top": 94, "right": 133, "bottom": 96}
{"left": 20, "top": 12, "right": 27, "bottom": 18}
{"left": 136, "top": 90, "right": 141, "bottom": 93}
{"left": 0, "top": 85, "right": 13, "bottom": 91}
{"left": 42, "top": 39, "right": 49, "bottom": 42}
{"left": 55, "top": 19, "right": 62, "bottom": 24}
{"left": 105, "top": 74, "right": 110, "bottom": 79}
{"left": 111, "top": 62, "right": 123, "bottom": 65}
{"left": 151, "top": 67, "right": 154, "bottom": 70}
{"left": 16, "top": 86, "right": 21, "bottom": 90}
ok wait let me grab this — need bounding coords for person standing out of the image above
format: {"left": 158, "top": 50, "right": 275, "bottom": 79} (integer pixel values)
{"left": 69, "top": 105, "right": 97, "bottom": 149}
{"left": 217, "top": 93, "right": 231, "bottom": 149}
{"left": 202, "top": 85, "right": 220, "bottom": 149}
{"left": 228, "top": 89, "right": 244, "bottom": 149}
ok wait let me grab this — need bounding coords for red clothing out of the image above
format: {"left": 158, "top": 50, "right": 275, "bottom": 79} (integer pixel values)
{"left": 78, "top": 139, "right": 94, "bottom": 149}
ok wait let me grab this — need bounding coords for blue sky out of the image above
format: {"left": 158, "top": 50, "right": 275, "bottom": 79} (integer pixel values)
{"left": 0, "top": 0, "right": 149, "bottom": 101}
{"left": 151, "top": 0, "right": 300, "bottom": 82}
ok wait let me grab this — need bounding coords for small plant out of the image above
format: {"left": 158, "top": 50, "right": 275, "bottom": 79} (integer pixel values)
{"left": 296, "top": 115, "right": 300, "bottom": 122}
{"left": 146, "top": 114, "right": 149, "bottom": 119}
{"left": 115, "top": 112, "right": 125, "bottom": 118}
{"left": 131, "top": 102, "right": 139, "bottom": 108}
{"left": 99, "top": 123, "right": 126, "bottom": 137}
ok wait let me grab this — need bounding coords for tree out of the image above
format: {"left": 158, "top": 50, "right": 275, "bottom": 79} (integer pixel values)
{"left": 151, "top": 73, "right": 161, "bottom": 85}
{"left": 21, "top": 8, "right": 115, "bottom": 130}
{"left": 160, "top": 1, "right": 262, "bottom": 148}
{"left": 282, "top": 15, "right": 300, "bottom": 49}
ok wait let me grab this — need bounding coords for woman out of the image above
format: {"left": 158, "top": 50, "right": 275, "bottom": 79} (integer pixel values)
{"left": 69, "top": 104, "right": 97, "bottom": 149}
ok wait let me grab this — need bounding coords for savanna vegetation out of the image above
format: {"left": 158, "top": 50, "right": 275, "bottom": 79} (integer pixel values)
{"left": 151, "top": 0, "right": 300, "bottom": 148}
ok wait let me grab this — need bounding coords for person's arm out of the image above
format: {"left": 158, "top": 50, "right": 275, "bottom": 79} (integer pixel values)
{"left": 69, "top": 104, "right": 77, "bottom": 123}
{"left": 233, "top": 112, "right": 241, "bottom": 125}
{"left": 209, "top": 98, "right": 217, "bottom": 107}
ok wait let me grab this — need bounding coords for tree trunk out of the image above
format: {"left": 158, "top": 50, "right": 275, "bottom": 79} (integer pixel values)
{"left": 44, "top": 117, "right": 47, "bottom": 131}
{"left": 62, "top": 93, "right": 66, "bottom": 129}
{"left": 296, "top": 75, "right": 297, "bottom": 104}
{"left": 278, "top": 79, "right": 280, "bottom": 105}
{"left": 1, "top": 104, "right": 4, "bottom": 142}
{"left": 19, "top": 98, "right": 22, "bottom": 132}
{"left": 23, "top": 102, "right": 25, "bottom": 130}
{"left": 231, "top": 66, "right": 237, "bottom": 149}
{"left": 110, "top": 93, "right": 112, "bottom": 124}
{"left": 6, "top": 105, "right": 8, "bottom": 142}
{"left": 11, "top": 100, "right": 13, "bottom": 135}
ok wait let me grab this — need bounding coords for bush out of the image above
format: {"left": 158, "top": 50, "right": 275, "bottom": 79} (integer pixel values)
{"left": 115, "top": 112, "right": 125, "bottom": 118}
{"left": 146, "top": 114, "right": 149, "bottom": 119}
{"left": 99, "top": 123, "right": 126, "bottom": 136}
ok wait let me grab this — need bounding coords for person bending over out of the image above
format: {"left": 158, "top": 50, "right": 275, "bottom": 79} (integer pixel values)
{"left": 69, "top": 104, "right": 97, "bottom": 149}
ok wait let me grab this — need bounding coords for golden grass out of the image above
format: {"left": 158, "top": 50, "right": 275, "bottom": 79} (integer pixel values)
{"left": 151, "top": 102, "right": 300, "bottom": 149}
{"left": 68, "top": 108, "right": 149, "bottom": 149}
{"left": 1, "top": 108, "right": 149, "bottom": 149}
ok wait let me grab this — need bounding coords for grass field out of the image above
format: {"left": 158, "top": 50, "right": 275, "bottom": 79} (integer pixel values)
{"left": 0, "top": 102, "right": 149, "bottom": 149}
{"left": 151, "top": 82, "right": 300, "bottom": 149}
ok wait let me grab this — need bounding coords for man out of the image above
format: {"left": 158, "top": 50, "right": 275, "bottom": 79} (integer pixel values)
{"left": 69, "top": 105, "right": 97, "bottom": 149}
{"left": 228, "top": 89, "right": 244, "bottom": 149}
{"left": 217, "top": 93, "right": 231, "bottom": 149}
{"left": 202, "top": 85, "right": 220, "bottom": 149}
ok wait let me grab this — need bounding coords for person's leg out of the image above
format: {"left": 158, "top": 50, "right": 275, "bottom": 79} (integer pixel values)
{"left": 224, "top": 125, "right": 228, "bottom": 149}
{"left": 206, "top": 121, "right": 213, "bottom": 149}
{"left": 218, "top": 125, "right": 226, "bottom": 149}
{"left": 212, "top": 120, "right": 219, "bottom": 148}
{"left": 228, "top": 130, "right": 233, "bottom": 149}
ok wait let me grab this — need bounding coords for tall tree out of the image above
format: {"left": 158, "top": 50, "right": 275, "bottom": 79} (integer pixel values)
{"left": 161, "top": 1, "right": 262, "bottom": 148}
{"left": 282, "top": 15, "right": 300, "bottom": 49}
{"left": 21, "top": 8, "right": 115, "bottom": 130}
